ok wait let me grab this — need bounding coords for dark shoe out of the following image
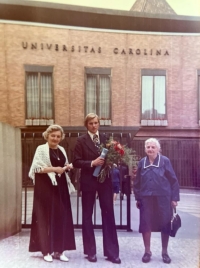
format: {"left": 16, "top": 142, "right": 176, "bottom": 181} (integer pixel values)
{"left": 87, "top": 255, "right": 97, "bottom": 262}
{"left": 106, "top": 257, "right": 121, "bottom": 264}
{"left": 162, "top": 253, "right": 171, "bottom": 264}
{"left": 142, "top": 252, "right": 152, "bottom": 263}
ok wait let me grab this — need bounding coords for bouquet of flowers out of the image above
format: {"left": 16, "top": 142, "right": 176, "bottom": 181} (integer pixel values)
{"left": 98, "top": 137, "right": 133, "bottom": 183}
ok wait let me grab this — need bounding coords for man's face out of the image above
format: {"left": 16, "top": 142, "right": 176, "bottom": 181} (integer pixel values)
{"left": 87, "top": 117, "right": 99, "bottom": 134}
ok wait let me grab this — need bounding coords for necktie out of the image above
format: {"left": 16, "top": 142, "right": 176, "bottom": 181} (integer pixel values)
{"left": 93, "top": 134, "right": 100, "bottom": 153}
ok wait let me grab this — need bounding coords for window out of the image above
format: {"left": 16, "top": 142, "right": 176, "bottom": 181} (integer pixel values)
{"left": 141, "top": 69, "right": 167, "bottom": 126}
{"left": 85, "top": 67, "right": 111, "bottom": 124}
{"left": 24, "top": 65, "right": 54, "bottom": 125}
{"left": 198, "top": 71, "right": 200, "bottom": 125}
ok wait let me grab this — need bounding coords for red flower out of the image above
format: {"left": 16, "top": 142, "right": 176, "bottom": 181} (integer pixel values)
{"left": 113, "top": 142, "right": 125, "bottom": 156}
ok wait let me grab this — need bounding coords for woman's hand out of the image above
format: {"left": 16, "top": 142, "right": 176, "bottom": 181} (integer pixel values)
{"left": 171, "top": 201, "right": 178, "bottom": 208}
{"left": 64, "top": 163, "right": 73, "bottom": 171}
{"left": 54, "top": 166, "right": 66, "bottom": 175}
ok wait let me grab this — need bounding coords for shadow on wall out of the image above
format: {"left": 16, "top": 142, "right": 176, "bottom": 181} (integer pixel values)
{"left": 0, "top": 122, "right": 22, "bottom": 239}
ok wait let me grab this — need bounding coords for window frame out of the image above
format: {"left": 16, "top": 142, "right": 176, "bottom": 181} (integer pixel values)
{"left": 85, "top": 67, "right": 112, "bottom": 125}
{"left": 24, "top": 65, "right": 54, "bottom": 125}
{"left": 141, "top": 69, "right": 167, "bottom": 126}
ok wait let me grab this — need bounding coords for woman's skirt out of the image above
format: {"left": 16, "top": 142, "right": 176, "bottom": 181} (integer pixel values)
{"left": 139, "top": 195, "right": 172, "bottom": 234}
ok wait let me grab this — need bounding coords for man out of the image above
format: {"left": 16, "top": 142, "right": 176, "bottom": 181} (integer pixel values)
{"left": 73, "top": 113, "right": 121, "bottom": 264}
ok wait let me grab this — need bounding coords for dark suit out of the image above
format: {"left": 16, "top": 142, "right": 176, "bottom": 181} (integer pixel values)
{"left": 73, "top": 132, "right": 119, "bottom": 258}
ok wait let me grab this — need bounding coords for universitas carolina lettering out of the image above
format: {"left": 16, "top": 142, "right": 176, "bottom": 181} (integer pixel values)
{"left": 22, "top": 42, "right": 102, "bottom": 53}
{"left": 21, "top": 42, "right": 170, "bottom": 56}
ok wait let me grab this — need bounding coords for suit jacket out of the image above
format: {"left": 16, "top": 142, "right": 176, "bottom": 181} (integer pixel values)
{"left": 73, "top": 132, "right": 107, "bottom": 191}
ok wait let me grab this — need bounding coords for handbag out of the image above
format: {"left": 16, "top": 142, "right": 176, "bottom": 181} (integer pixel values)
{"left": 65, "top": 173, "right": 76, "bottom": 194}
{"left": 169, "top": 208, "right": 181, "bottom": 237}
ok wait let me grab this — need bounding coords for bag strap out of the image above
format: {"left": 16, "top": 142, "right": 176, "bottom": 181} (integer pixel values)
{"left": 173, "top": 207, "right": 178, "bottom": 215}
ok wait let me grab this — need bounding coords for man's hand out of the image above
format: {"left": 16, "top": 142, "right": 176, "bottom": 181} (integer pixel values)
{"left": 92, "top": 157, "right": 105, "bottom": 166}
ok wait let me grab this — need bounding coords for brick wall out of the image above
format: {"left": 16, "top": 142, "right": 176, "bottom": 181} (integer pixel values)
{"left": 0, "top": 23, "right": 200, "bottom": 136}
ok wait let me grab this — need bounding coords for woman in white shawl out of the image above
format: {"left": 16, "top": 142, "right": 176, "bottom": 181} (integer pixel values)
{"left": 29, "top": 125, "right": 76, "bottom": 262}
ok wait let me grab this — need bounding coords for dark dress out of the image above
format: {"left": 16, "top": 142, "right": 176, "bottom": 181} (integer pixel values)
{"left": 29, "top": 148, "right": 76, "bottom": 255}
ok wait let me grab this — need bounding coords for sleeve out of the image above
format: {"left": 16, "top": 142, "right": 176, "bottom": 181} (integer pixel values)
{"left": 133, "top": 160, "right": 142, "bottom": 201}
{"left": 164, "top": 158, "right": 180, "bottom": 201}
{"left": 72, "top": 137, "right": 93, "bottom": 169}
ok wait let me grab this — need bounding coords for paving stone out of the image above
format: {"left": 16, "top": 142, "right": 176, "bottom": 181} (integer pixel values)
{"left": 0, "top": 189, "right": 200, "bottom": 268}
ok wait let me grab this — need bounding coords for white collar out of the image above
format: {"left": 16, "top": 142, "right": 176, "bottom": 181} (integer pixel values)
{"left": 144, "top": 154, "right": 160, "bottom": 169}
{"left": 88, "top": 130, "right": 99, "bottom": 140}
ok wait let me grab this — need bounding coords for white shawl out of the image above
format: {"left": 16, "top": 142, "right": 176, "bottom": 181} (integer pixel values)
{"left": 28, "top": 142, "right": 69, "bottom": 186}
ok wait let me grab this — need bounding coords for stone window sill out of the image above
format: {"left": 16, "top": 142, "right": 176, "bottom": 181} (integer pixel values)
{"left": 25, "top": 119, "right": 54, "bottom": 126}
{"left": 100, "top": 119, "right": 112, "bottom": 126}
{"left": 141, "top": 120, "right": 168, "bottom": 126}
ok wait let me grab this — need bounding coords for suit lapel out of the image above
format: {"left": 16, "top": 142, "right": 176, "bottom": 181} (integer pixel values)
{"left": 99, "top": 133, "right": 107, "bottom": 146}
{"left": 84, "top": 133, "right": 99, "bottom": 156}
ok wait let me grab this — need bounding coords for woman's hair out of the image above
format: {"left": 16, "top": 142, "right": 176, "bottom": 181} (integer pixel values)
{"left": 84, "top": 113, "right": 100, "bottom": 127}
{"left": 145, "top": 138, "right": 161, "bottom": 151}
{"left": 42, "top": 124, "right": 65, "bottom": 140}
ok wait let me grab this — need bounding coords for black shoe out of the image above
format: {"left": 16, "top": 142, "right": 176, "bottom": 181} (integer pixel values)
{"left": 142, "top": 252, "right": 152, "bottom": 263}
{"left": 162, "top": 253, "right": 171, "bottom": 264}
{"left": 87, "top": 255, "right": 97, "bottom": 262}
{"left": 106, "top": 256, "right": 121, "bottom": 264}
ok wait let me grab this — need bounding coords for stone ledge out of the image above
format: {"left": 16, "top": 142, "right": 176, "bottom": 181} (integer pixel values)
{"left": 25, "top": 119, "right": 54, "bottom": 126}
{"left": 141, "top": 120, "right": 168, "bottom": 126}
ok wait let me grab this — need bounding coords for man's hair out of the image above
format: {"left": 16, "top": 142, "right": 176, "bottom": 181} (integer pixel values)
{"left": 84, "top": 113, "right": 100, "bottom": 127}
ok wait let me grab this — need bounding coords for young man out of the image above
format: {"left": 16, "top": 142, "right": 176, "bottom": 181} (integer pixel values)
{"left": 73, "top": 113, "right": 121, "bottom": 264}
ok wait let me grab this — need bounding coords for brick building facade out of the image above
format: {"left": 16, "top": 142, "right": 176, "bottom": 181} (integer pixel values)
{"left": 0, "top": 2, "right": 200, "bottom": 188}
{"left": 1, "top": 22, "right": 200, "bottom": 137}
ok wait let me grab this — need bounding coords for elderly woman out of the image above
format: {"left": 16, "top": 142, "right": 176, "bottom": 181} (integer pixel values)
{"left": 29, "top": 125, "right": 76, "bottom": 262}
{"left": 134, "top": 138, "right": 180, "bottom": 264}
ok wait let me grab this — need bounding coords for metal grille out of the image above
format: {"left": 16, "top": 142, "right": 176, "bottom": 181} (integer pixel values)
{"left": 21, "top": 131, "right": 133, "bottom": 231}
{"left": 132, "top": 138, "right": 200, "bottom": 188}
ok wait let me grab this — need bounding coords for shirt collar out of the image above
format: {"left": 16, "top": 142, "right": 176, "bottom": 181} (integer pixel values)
{"left": 88, "top": 130, "right": 99, "bottom": 140}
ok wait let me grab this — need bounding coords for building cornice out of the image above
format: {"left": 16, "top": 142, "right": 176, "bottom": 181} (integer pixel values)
{"left": 0, "top": 1, "right": 200, "bottom": 33}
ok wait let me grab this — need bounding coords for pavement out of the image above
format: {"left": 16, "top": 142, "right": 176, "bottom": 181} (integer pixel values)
{"left": 0, "top": 189, "right": 200, "bottom": 268}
